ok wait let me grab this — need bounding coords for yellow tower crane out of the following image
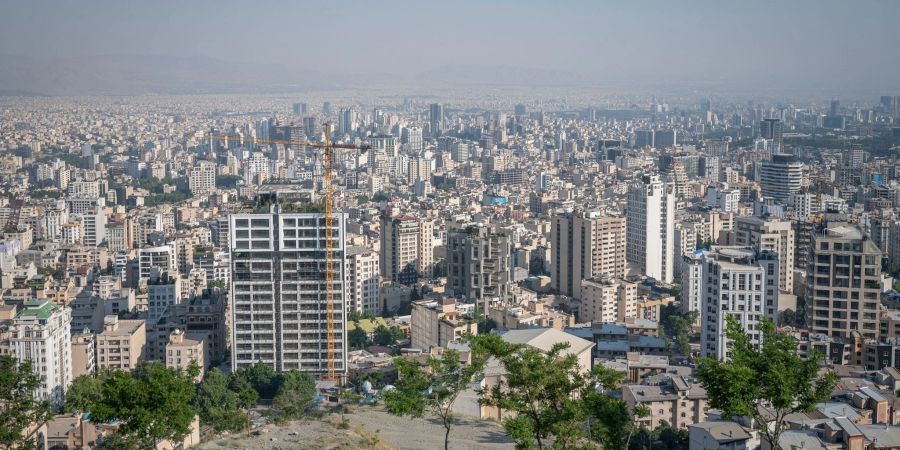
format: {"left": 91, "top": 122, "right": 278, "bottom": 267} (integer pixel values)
{"left": 209, "top": 123, "right": 369, "bottom": 382}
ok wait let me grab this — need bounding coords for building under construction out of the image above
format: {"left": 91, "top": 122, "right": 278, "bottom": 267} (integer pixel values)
{"left": 229, "top": 186, "right": 347, "bottom": 379}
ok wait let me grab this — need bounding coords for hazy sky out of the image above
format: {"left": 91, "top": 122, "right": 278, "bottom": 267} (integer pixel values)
{"left": 2, "top": 0, "right": 899, "bottom": 91}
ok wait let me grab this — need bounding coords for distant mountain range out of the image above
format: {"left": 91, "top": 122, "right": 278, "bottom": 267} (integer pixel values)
{"left": 0, "top": 55, "right": 626, "bottom": 96}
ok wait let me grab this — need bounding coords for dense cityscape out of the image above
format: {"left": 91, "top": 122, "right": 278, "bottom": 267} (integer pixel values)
{"left": 2, "top": 2, "right": 900, "bottom": 450}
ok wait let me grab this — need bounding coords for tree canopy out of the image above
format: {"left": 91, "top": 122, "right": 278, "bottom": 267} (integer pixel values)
{"left": 696, "top": 316, "right": 837, "bottom": 448}
{"left": 90, "top": 362, "right": 198, "bottom": 450}
{"left": 384, "top": 348, "right": 487, "bottom": 450}
{"left": 0, "top": 356, "right": 51, "bottom": 450}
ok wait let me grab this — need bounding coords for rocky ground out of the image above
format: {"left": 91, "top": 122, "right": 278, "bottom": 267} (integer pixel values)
{"left": 196, "top": 405, "right": 515, "bottom": 450}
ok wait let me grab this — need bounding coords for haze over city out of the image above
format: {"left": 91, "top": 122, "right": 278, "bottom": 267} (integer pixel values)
{"left": 1, "top": 1, "right": 899, "bottom": 96}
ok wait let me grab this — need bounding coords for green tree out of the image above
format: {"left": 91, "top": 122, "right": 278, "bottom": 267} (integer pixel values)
{"left": 355, "top": 195, "right": 370, "bottom": 204}
{"left": 194, "top": 368, "right": 249, "bottom": 433}
{"left": 384, "top": 348, "right": 487, "bottom": 450}
{"left": 471, "top": 334, "right": 586, "bottom": 450}
{"left": 0, "top": 356, "right": 51, "bottom": 450}
{"left": 228, "top": 374, "right": 259, "bottom": 409}
{"left": 90, "top": 363, "right": 197, "bottom": 449}
{"left": 271, "top": 370, "right": 316, "bottom": 421}
{"left": 234, "top": 361, "right": 280, "bottom": 399}
{"left": 696, "top": 316, "right": 838, "bottom": 448}
{"left": 373, "top": 324, "right": 404, "bottom": 346}
{"left": 64, "top": 374, "right": 104, "bottom": 413}
{"left": 583, "top": 365, "right": 649, "bottom": 450}
{"left": 349, "top": 326, "right": 369, "bottom": 350}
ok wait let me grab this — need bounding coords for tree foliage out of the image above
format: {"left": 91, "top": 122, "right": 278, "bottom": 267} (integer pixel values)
{"left": 0, "top": 356, "right": 51, "bottom": 450}
{"left": 696, "top": 316, "right": 837, "bottom": 448}
{"left": 470, "top": 334, "right": 587, "bottom": 450}
{"left": 372, "top": 324, "right": 405, "bottom": 346}
{"left": 384, "top": 348, "right": 487, "bottom": 450}
{"left": 64, "top": 374, "right": 104, "bottom": 414}
{"left": 348, "top": 326, "right": 369, "bottom": 350}
{"left": 194, "top": 368, "right": 249, "bottom": 433}
{"left": 90, "top": 362, "right": 197, "bottom": 449}
{"left": 271, "top": 370, "right": 316, "bottom": 421}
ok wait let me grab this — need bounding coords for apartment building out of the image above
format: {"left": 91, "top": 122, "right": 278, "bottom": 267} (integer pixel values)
{"left": 95, "top": 315, "right": 146, "bottom": 371}
{"left": 807, "top": 223, "right": 883, "bottom": 340}
{"left": 579, "top": 276, "right": 638, "bottom": 323}
{"left": 551, "top": 210, "right": 626, "bottom": 299}
{"left": 229, "top": 191, "right": 348, "bottom": 377}
{"left": 410, "top": 298, "right": 477, "bottom": 351}
{"left": 8, "top": 299, "right": 72, "bottom": 406}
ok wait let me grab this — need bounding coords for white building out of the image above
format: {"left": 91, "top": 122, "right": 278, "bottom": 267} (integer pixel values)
{"left": 9, "top": 299, "right": 73, "bottom": 406}
{"left": 139, "top": 245, "right": 177, "bottom": 282}
{"left": 627, "top": 175, "right": 675, "bottom": 283}
{"left": 345, "top": 246, "right": 380, "bottom": 315}
{"left": 188, "top": 161, "right": 217, "bottom": 196}
{"left": 699, "top": 247, "right": 780, "bottom": 359}
{"left": 704, "top": 182, "right": 740, "bottom": 212}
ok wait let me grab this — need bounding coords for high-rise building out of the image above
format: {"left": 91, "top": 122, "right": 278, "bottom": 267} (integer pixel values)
{"left": 733, "top": 217, "right": 795, "bottom": 293}
{"left": 759, "top": 118, "right": 784, "bottom": 152}
{"left": 188, "top": 160, "right": 217, "bottom": 196}
{"left": 407, "top": 156, "right": 432, "bottom": 185}
{"left": 338, "top": 108, "right": 356, "bottom": 136}
{"left": 429, "top": 103, "right": 445, "bottom": 137}
{"left": 322, "top": 101, "right": 332, "bottom": 116}
{"left": 845, "top": 144, "right": 865, "bottom": 169}
{"left": 345, "top": 246, "right": 380, "bottom": 315}
{"left": 402, "top": 126, "right": 424, "bottom": 153}
{"left": 80, "top": 207, "right": 106, "bottom": 247}
{"left": 229, "top": 193, "right": 348, "bottom": 377}
{"left": 292, "top": 102, "right": 308, "bottom": 115}
{"left": 379, "top": 215, "right": 433, "bottom": 285}
{"left": 698, "top": 248, "right": 780, "bottom": 359}
{"left": 302, "top": 116, "right": 317, "bottom": 137}
{"left": 626, "top": 176, "right": 675, "bottom": 283}
{"left": 699, "top": 155, "right": 720, "bottom": 183}
{"left": 514, "top": 104, "right": 527, "bottom": 117}
{"left": 807, "top": 223, "right": 882, "bottom": 340}
{"left": 451, "top": 142, "right": 469, "bottom": 163}
{"left": 9, "top": 299, "right": 72, "bottom": 406}
{"left": 447, "top": 224, "right": 511, "bottom": 310}
{"left": 551, "top": 210, "right": 627, "bottom": 299}
{"left": 654, "top": 129, "right": 677, "bottom": 147}
{"left": 760, "top": 154, "right": 804, "bottom": 203}
{"left": 635, "top": 129, "right": 654, "bottom": 148}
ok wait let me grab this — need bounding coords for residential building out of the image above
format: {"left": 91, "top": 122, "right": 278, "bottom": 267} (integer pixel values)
{"left": 165, "top": 329, "right": 206, "bottom": 380}
{"left": 410, "top": 298, "right": 477, "bottom": 351}
{"left": 95, "top": 315, "right": 146, "bottom": 371}
{"left": 379, "top": 214, "right": 433, "bottom": 285}
{"left": 732, "top": 216, "right": 795, "bottom": 294}
{"left": 229, "top": 193, "right": 348, "bottom": 377}
{"left": 627, "top": 175, "right": 675, "bottom": 283}
{"left": 551, "top": 210, "right": 627, "bottom": 299}
{"left": 8, "top": 299, "right": 72, "bottom": 406}
{"left": 579, "top": 276, "right": 638, "bottom": 323}
{"left": 447, "top": 224, "right": 511, "bottom": 309}
{"left": 623, "top": 376, "right": 709, "bottom": 429}
{"left": 345, "top": 246, "right": 381, "bottom": 315}
{"left": 807, "top": 223, "right": 883, "bottom": 340}
{"left": 699, "top": 247, "right": 780, "bottom": 359}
